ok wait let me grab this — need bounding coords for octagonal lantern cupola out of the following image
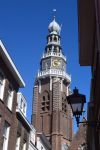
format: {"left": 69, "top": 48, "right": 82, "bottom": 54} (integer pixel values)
{"left": 45, "top": 16, "right": 62, "bottom": 55}
{"left": 37, "top": 15, "right": 71, "bottom": 84}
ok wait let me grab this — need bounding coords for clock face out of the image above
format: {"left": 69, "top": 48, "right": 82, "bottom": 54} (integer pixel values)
{"left": 42, "top": 59, "right": 51, "bottom": 70}
{"left": 52, "top": 59, "right": 61, "bottom": 67}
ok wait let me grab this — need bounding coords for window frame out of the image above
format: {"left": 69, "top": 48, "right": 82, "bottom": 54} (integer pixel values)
{"left": 15, "top": 135, "right": 21, "bottom": 150}
{"left": 2, "top": 121, "right": 10, "bottom": 150}
{"left": 41, "top": 91, "right": 50, "bottom": 112}
{"left": 22, "top": 141, "right": 27, "bottom": 150}
{"left": 0, "top": 71, "right": 5, "bottom": 101}
{"left": 6, "top": 85, "right": 14, "bottom": 111}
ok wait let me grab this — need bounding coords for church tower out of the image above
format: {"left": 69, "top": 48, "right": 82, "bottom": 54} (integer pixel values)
{"left": 32, "top": 16, "right": 73, "bottom": 150}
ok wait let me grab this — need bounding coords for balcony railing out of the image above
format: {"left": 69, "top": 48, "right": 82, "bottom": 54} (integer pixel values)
{"left": 47, "top": 41, "right": 60, "bottom": 46}
{"left": 38, "top": 69, "right": 71, "bottom": 82}
{"left": 42, "top": 52, "right": 66, "bottom": 61}
{"left": 17, "top": 92, "right": 27, "bottom": 117}
{"left": 16, "top": 107, "right": 31, "bottom": 131}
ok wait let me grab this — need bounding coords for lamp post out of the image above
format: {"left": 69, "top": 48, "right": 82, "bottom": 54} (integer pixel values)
{"left": 67, "top": 87, "right": 86, "bottom": 127}
{"left": 67, "top": 87, "right": 100, "bottom": 127}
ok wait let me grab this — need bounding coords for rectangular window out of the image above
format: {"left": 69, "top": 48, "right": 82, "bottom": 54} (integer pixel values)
{"left": 23, "top": 103, "right": 26, "bottom": 114}
{"left": 0, "top": 72, "right": 5, "bottom": 100}
{"left": 17, "top": 93, "right": 27, "bottom": 116}
{"left": 0, "top": 75, "right": 3, "bottom": 91}
{"left": 30, "top": 129, "right": 36, "bottom": 145}
{"left": 3, "top": 121, "right": 10, "bottom": 150}
{"left": 15, "top": 136, "right": 21, "bottom": 150}
{"left": 23, "top": 142, "right": 26, "bottom": 150}
{"left": 20, "top": 98, "right": 23, "bottom": 109}
{"left": 7, "top": 85, "right": 13, "bottom": 111}
{"left": 20, "top": 97, "right": 26, "bottom": 116}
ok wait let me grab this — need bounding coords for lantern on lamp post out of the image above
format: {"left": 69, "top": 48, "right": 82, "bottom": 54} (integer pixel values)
{"left": 67, "top": 87, "right": 86, "bottom": 126}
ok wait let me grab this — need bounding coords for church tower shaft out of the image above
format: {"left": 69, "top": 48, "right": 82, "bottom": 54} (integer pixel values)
{"left": 32, "top": 16, "right": 73, "bottom": 150}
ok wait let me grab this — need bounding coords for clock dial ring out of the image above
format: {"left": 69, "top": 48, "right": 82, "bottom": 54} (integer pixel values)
{"left": 52, "top": 59, "right": 61, "bottom": 67}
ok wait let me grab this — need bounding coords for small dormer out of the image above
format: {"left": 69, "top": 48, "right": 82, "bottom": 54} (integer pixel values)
{"left": 17, "top": 92, "right": 27, "bottom": 116}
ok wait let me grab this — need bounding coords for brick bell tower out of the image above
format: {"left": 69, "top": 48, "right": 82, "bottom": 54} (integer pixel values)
{"left": 32, "top": 16, "right": 73, "bottom": 150}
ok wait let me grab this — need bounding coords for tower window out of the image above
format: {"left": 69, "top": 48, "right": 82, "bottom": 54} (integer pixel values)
{"left": 41, "top": 91, "right": 50, "bottom": 112}
{"left": 62, "top": 94, "right": 67, "bottom": 113}
{"left": 47, "top": 48, "right": 50, "bottom": 53}
{"left": 53, "top": 46, "right": 58, "bottom": 53}
{"left": 57, "top": 46, "right": 60, "bottom": 53}
{"left": 48, "top": 95, "right": 50, "bottom": 100}
{"left": 43, "top": 96, "right": 45, "bottom": 101}
{"left": 42, "top": 107, "right": 45, "bottom": 111}
{"left": 50, "top": 37, "right": 52, "bottom": 42}
{"left": 46, "top": 106, "right": 49, "bottom": 111}
{"left": 54, "top": 37, "right": 57, "bottom": 42}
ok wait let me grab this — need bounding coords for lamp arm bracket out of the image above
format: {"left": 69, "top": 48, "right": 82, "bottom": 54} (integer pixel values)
{"left": 79, "top": 121, "right": 100, "bottom": 128}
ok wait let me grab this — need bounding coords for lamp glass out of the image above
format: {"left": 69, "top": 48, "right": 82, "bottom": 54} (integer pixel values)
{"left": 71, "top": 103, "right": 82, "bottom": 113}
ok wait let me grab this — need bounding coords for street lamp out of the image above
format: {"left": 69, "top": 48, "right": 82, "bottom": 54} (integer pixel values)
{"left": 67, "top": 87, "right": 100, "bottom": 127}
{"left": 67, "top": 87, "right": 86, "bottom": 127}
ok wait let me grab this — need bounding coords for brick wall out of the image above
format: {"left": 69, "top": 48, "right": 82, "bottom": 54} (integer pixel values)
{"left": 32, "top": 76, "right": 73, "bottom": 150}
{"left": 0, "top": 56, "right": 30, "bottom": 150}
{"left": 69, "top": 124, "right": 87, "bottom": 150}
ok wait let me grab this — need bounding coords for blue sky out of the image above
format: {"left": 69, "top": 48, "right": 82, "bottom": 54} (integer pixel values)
{"left": 0, "top": 0, "right": 91, "bottom": 131}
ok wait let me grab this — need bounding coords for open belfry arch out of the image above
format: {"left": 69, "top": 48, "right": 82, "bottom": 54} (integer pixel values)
{"left": 32, "top": 15, "right": 73, "bottom": 150}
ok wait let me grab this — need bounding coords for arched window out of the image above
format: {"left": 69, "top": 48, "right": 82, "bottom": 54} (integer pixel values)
{"left": 54, "top": 36, "right": 57, "bottom": 42}
{"left": 53, "top": 46, "right": 57, "bottom": 53}
{"left": 50, "top": 37, "right": 52, "bottom": 42}
{"left": 57, "top": 47, "right": 60, "bottom": 53}
{"left": 0, "top": 71, "right": 5, "bottom": 100}
{"left": 41, "top": 91, "right": 50, "bottom": 112}
{"left": 48, "top": 95, "right": 50, "bottom": 100}
{"left": 43, "top": 96, "right": 45, "bottom": 101}
{"left": 47, "top": 48, "right": 50, "bottom": 53}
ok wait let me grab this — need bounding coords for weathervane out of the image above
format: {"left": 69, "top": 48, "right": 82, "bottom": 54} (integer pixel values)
{"left": 52, "top": 9, "right": 62, "bottom": 34}
{"left": 52, "top": 9, "right": 57, "bottom": 19}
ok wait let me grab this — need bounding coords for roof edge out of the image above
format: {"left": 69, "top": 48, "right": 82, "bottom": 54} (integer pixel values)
{"left": 0, "top": 40, "right": 25, "bottom": 87}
